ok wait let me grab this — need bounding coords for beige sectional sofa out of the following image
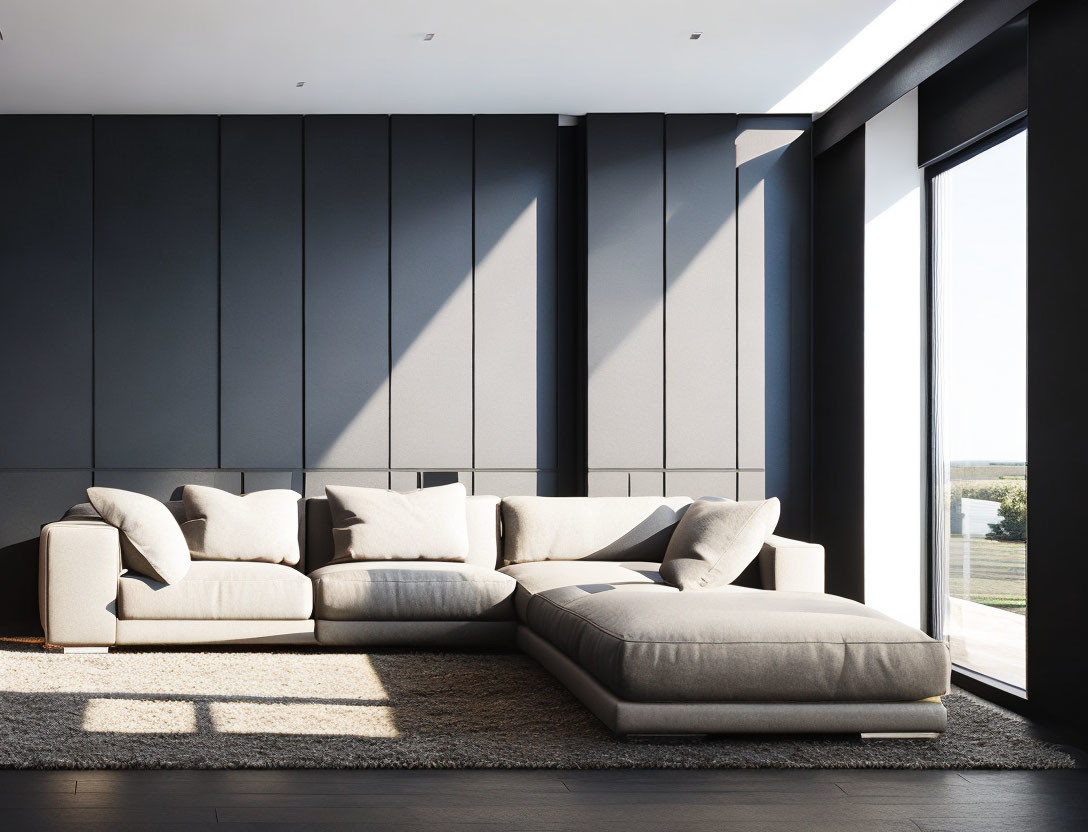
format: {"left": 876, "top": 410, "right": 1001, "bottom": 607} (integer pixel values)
{"left": 39, "top": 494, "right": 951, "bottom": 736}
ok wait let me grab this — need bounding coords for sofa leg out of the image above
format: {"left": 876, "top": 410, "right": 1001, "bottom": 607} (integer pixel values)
{"left": 860, "top": 732, "right": 941, "bottom": 740}
{"left": 43, "top": 645, "right": 110, "bottom": 654}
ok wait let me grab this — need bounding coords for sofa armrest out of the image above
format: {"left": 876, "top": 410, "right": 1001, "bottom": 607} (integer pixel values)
{"left": 39, "top": 520, "right": 121, "bottom": 646}
{"left": 758, "top": 535, "right": 825, "bottom": 593}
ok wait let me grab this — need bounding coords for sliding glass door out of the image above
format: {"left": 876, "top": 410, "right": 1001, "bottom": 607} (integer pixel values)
{"left": 930, "top": 125, "right": 1027, "bottom": 692}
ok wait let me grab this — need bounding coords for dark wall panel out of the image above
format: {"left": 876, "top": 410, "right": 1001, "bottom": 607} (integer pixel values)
{"left": 0, "top": 471, "right": 92, "bottom": 634}
{"left": 585, "top": 113, "right": 664, "bottom": 470}
{"left": 93, "top": 470, "right": 241, "bottom": 502}
{"left": 473, "top": 115, "right": 558, "bottom": 471}
{"left": 390, "top": 116, "right": 474, "bottom": 469}
{"left": 760, "top": 126, "right": 813, "bottom": 540}
{"left": 94, "top": 116, "right": 220, "bottom": 468}
{"left": 220, "top": 116, "right": 303, "bottom": 468}
{"left": 664, "top": 114, "right": 738, "bottom": 471}
{"left": 0, "top": 116, "right": 93, "bottom": 468}
{"left": 812, "top": 125, "right": 866, "bottom": 602}
{"left": 304, "top": 116, "right": 390, "bottom": 469}
{"left": 1026, "top": 0, "right": 1088, "bottom": 740}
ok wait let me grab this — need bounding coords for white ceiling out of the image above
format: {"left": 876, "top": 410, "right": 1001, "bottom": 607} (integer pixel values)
{"left": 0, "top": 0, "right": 963, "bottom": 115}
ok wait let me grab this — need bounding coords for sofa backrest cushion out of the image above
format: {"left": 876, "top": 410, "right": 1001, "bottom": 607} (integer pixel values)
{"left": 304, "top": 494, "right": 502, "bottom": 574}
{"left": 501, "top": 496, "right": 693, "bottom": 564}
{"left": 181, "top": 485, "right": 303, "bottom": 566}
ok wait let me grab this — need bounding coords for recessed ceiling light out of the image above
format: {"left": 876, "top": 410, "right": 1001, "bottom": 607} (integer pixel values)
{"left": 295, "top": 81, "right": 305, "bottom": 88}
{"left": 690, "top": 32, "right": 702, "bottom": 40}
{"left": 423, "top": 33, "right": 435, "bottom": 41}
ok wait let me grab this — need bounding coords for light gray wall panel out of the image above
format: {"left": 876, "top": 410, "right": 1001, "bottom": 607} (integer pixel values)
{"left": 737, "top": 151, "right": 766, "bottom": 473}
{"left": 304, "top": 116, "right": 390, "bottom": 469}
{"left": 220, "top": 116, "right": 303, "bottom": 469}
{"left": 665, "top": 115, "right": 738, "bottom": 470}
{"left": 304, "top": 470, "right": 389, "bottom": 499}
{"left": 390, "top": 116, "right": 474, "bottom": 469}
{"left": 389, "top": 471, "right": 419, "bottom": 492}
{"left": 94, "top": 116, "right": 220, "bottom": 468}
{"left": 243, "top": 470, "right": 304, "bottom": 494}
{"left": 587, "top": 471, "right": 629, "bottom": 497}
{"left": 665, "top": 471, "right": 738, "bottom": 500}
{"left": 0, "top": 471, "right": 91, "bottom": 630}
{"left": 473, "top": 471, "right": 559, "bottom": 497}
{"left": 93, "top": 470, "right": 241, "bottom": 502}
{"left": 586, "top": 114, "right": 664, "bottom": 470}
{"left": 736, "top": 120, "right": 812, "bottom": 480}
{"left": 0, "top": 117, "right": 93, "bottom": 469}
{"left": 738, "top": 471, "right": 767, "bottom": 501}
{"left": 629, "top": 471, "right": 664, "bottom": 497}
{"left": 474, "top": 116, "right": 558, "bottom": 469}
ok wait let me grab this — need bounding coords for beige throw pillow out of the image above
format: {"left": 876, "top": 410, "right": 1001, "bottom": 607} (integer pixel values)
{"left": 86, "top": 487, "right": 191, "bottom": 585}
{"left": 181, "top": 485, "right": 302, "bottom": 565}
{"left": 325, "top": 483, "right": 470, "bottom": 562}
{"left": 660, "top": 498, "right": 781, "bottom": 590}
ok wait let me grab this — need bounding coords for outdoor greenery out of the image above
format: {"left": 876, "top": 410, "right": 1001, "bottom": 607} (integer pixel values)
{"left": 951, "top": 479, "right": 1027, "bottom": 543}
{"left": 987, "top": 486, "right": 1027, "bottom": 542}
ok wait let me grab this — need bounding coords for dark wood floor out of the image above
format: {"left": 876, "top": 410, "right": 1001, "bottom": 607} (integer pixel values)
{"left": 0, "top": 767, "right": 1086, "bottom": 831}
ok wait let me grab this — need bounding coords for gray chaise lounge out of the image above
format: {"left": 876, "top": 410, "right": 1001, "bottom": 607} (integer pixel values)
{"left": 39, "top": 494, "right": 951, "bottom": 736}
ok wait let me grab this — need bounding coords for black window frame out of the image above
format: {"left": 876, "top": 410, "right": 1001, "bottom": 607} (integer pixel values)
{"left": 924, "top": 116, "right": 1029, "bottom": 708}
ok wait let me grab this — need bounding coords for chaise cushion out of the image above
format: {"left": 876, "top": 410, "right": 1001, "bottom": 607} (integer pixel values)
{"left": 525, "top": 585, "right": 951, "bottom": 703}
{"left": 500, "top": 560, "right": 665, "bottom": 620}
{"left": 501, "top": 496, "right": 692, "bottom": 564}
{"left": 310, "top": 561, "right": 516, "bottom": 621}
{"left": 118, "top": 561, "right": 313, "bottom": 620}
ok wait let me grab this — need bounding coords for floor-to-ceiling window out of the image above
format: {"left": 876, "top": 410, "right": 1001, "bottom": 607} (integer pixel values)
{"left": 930, "top": 124, "right": 1027, "bottom": 692}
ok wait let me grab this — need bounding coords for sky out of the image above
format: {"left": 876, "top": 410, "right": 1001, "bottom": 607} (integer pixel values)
{"left": 934, "top": 129, "right": 1027, "bottom": 464}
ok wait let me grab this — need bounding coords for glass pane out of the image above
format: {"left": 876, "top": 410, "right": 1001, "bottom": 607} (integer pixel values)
{"left": 932, "top": 129, "right": 1027, "bottom": 691}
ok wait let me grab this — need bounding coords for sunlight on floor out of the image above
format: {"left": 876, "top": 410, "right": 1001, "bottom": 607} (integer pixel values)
{"left": 83, "top": 698, "right": 196, "bottom": 733}
{"left": 948, "top": 597, "right": 1026, "bottom": 691}
{"left": 209, "top": 702, "right": 400, "bottom": 737}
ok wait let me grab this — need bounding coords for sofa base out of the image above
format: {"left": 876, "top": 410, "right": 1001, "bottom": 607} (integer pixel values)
{"left": 316, "top": 620, "right": 517, "bottom": 647}
{"left": 116, "top": 619, "right": 317, "bottom": 645}
{"left": 517, "top": 626, "right": 948, "bottom": 736}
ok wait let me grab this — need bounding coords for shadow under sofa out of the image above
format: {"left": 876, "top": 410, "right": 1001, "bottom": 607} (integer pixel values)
{"left": 38, "top": 494, "right": 951, "bottom": 737}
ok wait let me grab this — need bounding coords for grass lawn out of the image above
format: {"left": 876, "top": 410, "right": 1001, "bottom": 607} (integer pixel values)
{"left": 948, "top": 534, "right": 1025, "bottom": 615}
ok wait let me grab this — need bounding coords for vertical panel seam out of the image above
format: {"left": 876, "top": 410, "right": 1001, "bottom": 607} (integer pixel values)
{"left": 300, "top": 115, "right": 307, "bottom": 475}
{"left": 91, "top": 116, "right": 97, "bottom": 477}
{"left": 735, "top": 129, "right": 742, "bottom": 475}
{"left": 662, "top": 114, "right": 668, "bottom": 477}
{"left": 216, "top": 116, "right": 223, "bottom": 470}
{"left": 553, "top": 117, "right": 561, "bottom": 477}
{"left": 387, "top": 115, "right": 393, "bottom": 483}
{"left": 470, "top": 115, "right": 477, "bottom": 490}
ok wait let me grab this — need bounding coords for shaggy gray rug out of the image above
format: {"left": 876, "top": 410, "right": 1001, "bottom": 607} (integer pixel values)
{"left": 0, "top": 639, "right": 1074, "bottom": 770}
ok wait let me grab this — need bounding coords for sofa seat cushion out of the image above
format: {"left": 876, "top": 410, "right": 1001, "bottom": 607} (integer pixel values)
{"left": 118, "top": 562, "right": 313, "bottom": 621}
{"left": 500, "top": 560, "right": 665, "bottom": 621}
{"left": 310, "top": 562, "right": 516, "bottom": 622}
{"left": 525, "top": 585, "right": 951, "bottom": 703}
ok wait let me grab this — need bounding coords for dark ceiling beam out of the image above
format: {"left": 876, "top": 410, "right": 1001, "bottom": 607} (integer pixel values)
{"left": 813, "top": 0, "right": 1034, "bottom": 155}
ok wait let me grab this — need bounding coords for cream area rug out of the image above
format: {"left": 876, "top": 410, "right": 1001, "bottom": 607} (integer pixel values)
{"left": 0, "top": 639, "right": 1074, "bottom": 770}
